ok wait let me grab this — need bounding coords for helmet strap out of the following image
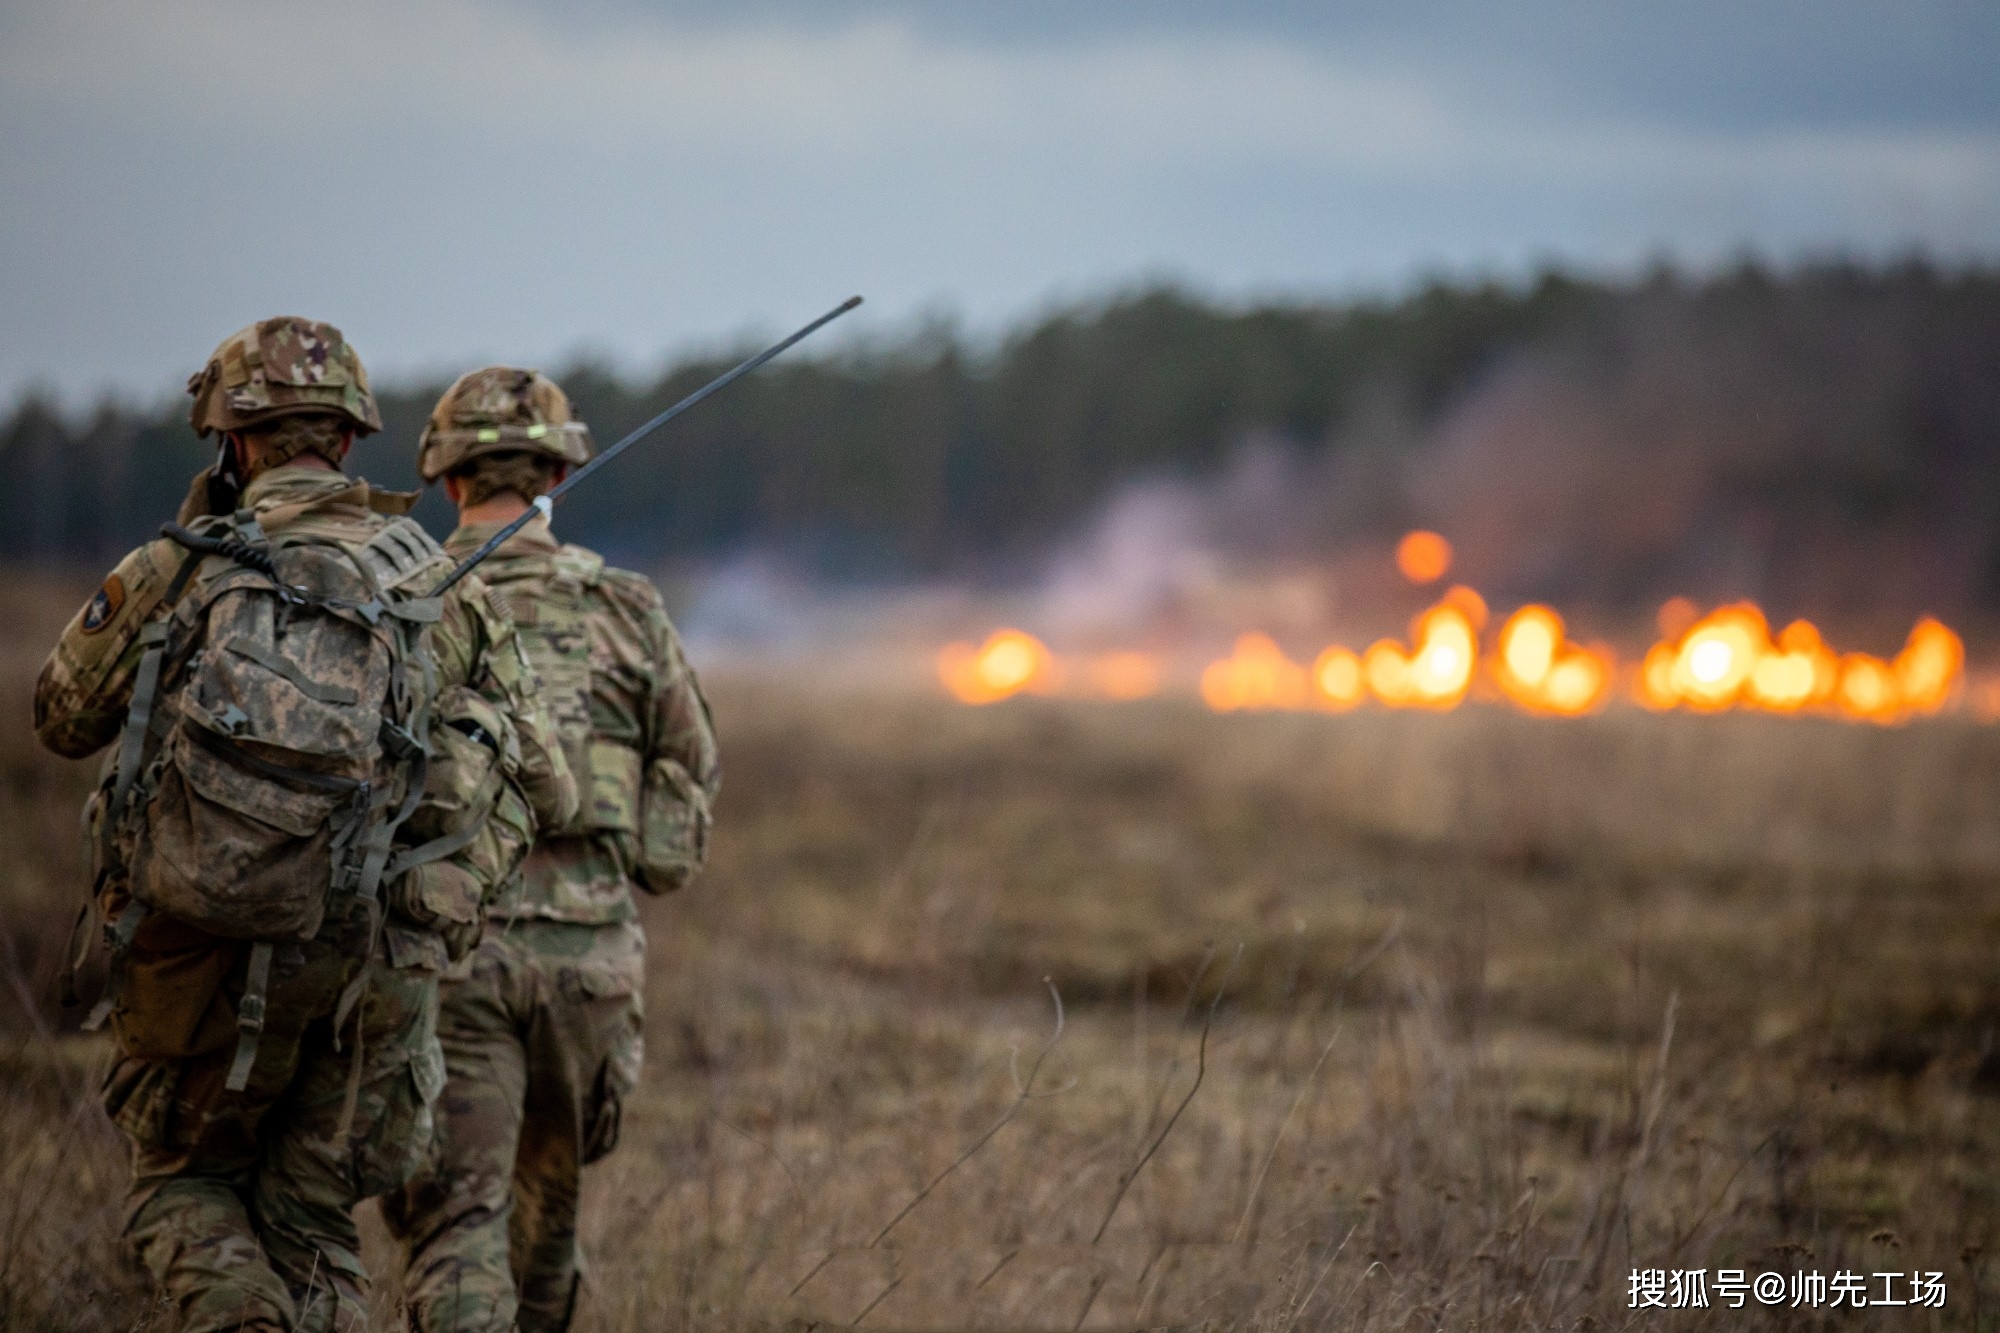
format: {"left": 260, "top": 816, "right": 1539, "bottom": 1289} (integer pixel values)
{"left": 216, "top": 435, "right": 247, "bottom": 496}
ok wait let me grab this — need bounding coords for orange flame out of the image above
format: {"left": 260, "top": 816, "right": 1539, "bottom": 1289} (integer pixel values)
{"left": 1638, "top": 606, "right": 1963, "bottom": 723}
{"left": 1310, "top": 646, "right": 1365, "bottom": 711}
{"left": 1743, "top": 620, "right": 1838, "bottom": 711}
{"left": 1200, "top": 633, "right": 1309, "bottom": 712}
{"left": 1673, "top": 603, "right": 1766, "bottom": 709}
{"left": 1365, "top": 592, "right": 1479, "bottom": 709}
{"left": 937, "top": 629, "right": 1058, "bottom": 704}
{"left": 1396, "top": 530, "right": 1453, "bottom": 585}
{"left": 1895, "top": 617, "right": 1962, "bottom": 714}
{"left": 941, "top": 596, "right": 1972, "bottom": 728}
{"left": 1656, "top": 595, "right": 1700, "bottom": 642}
{"left": 1494, "top": 605, "right": 1613, "bottom": 715}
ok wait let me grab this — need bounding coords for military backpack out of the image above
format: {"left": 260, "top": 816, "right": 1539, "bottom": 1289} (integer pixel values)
{"left": 86, "top": 509, "right": 512, "bottom": 1089}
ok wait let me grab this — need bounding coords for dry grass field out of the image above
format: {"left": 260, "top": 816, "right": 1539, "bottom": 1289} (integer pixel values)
{"left": 4, "top": 572, "right": 2000, "bottom": 1330}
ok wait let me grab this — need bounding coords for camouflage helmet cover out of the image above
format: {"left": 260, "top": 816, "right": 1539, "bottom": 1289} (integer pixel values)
{"left": 186, "top": 316, "right": 382, "bottom": 438}
{"left": 417, "top": 366, "right": 594, "bottom": 482}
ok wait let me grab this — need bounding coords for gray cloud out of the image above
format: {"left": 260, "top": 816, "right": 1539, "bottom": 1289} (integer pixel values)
{"left": 522, "top": 0, "right": 2000, "bottom": 131}
{"left": 1, "top": 0, "right": 1994, "bottom": 402}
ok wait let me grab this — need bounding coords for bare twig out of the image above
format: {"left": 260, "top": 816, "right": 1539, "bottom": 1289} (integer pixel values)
{"left": 852, "top": 1273, "right": 902, "bottom": 1326}
{"left": 713, "top": 1113, "right": 804, "bottom": 1201}
{"left": 1138, "top": 944, "right": 1218, "bottom": 1139}
{"left": 1338, "top": 914, "right": 1404, "bottom": 983}
{"left": 1667, "top": 1131, "right": 1777, "bottom": 1262}
{"left": 868, "top": 978, "right": 1068, "bottom": 1248}
{"left": 1231, "top": 1026, "right": 1341, "bottom": 1245}
{"left": 976, "top": 1250, "right": 1017, "bottom": 1289}
{"left": 787, "top": 1250, "right": 837, "bottom": 1298}
{"left": 1071, "top": 1270, "right": 1106, "bottom": 1330}
{"left": 1280, "top": 1224, "right": 1357, "bottom": 1333}
{"left": 1637, "top": 989, "right": 1679, "bottom": 1165}
{"left": 1092, "top": 944, "right": 1241, "bottom": 1244}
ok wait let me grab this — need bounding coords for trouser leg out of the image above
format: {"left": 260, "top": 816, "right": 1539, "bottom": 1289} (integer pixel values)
{"left": 509, "top": 1019, "right": 586, "bottom": 1333}
{"left": 256, "top": 962, "right": 443, "bottom": 1333}
{"left": 126, "top": 1167, "right": 293, "bottom": 1333}
{"left": 384, "top": 940, "right": 527, "bottom": 1333}
{"left": 109, "top": 986, "right": 305, "bottom": 1333}
{"left": 511, "top": 921, "right": 646, "bottom": 1333}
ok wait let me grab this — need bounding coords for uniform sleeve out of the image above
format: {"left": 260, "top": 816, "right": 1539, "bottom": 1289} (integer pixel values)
{"left": 651, "top": 618, "right": 720, "bottom": 811}
{"left": 34, "top": 539, "right": 188, "bottom": 759}
{"left": 447, "top": 575, "right": 579, "bottom": 829}
{"left": 639, "top": 588, "right": 720, "bottom": 892}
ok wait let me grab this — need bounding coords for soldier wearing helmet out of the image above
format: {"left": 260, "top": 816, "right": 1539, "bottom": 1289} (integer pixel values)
{"left": 384, "top": 367, "right": 719, "bottom": 1333}
{"left": 34, "top": 320, "right": 576, "bottom": 1333}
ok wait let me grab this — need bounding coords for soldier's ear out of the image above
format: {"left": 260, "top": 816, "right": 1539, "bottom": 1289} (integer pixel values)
{"left": 443, "top": 474, "right": 465, "bottom": 506}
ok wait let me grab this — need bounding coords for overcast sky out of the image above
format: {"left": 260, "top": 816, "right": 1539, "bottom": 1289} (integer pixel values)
{"left": 2, "top": 0, "right": 1995, "bottom": 403}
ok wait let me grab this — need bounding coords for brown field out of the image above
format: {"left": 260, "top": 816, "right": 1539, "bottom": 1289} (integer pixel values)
{"left": 4, "top": 572, "right": 2000, "bottom": 1330}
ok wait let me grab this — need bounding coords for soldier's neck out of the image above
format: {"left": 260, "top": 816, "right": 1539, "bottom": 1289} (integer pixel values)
{"left": 459, "top": 493, "right": 536, "bottom": 527}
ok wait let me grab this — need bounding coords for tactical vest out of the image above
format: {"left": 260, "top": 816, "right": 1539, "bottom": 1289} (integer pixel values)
{"left": 476, "top": 545, "right": 606, "bottom": 842}
{"left": 87, "top": 509, "right": 499, "bottom": 1091}
{"left": 459, "top": 538, "right": 705, "bottom": 920}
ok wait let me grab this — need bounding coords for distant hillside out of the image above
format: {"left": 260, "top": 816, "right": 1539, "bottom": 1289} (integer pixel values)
{"left": 5, "top": 260, "right": 1998, "bottom": 629}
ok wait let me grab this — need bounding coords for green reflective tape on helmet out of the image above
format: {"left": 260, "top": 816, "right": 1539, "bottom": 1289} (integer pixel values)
{"left": 416, "top": 366, "right": 595, "bottom": 481}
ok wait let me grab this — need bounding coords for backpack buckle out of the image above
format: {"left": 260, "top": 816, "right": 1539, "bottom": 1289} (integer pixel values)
{"left": 226, "top": 942, "right": 274, "bottom": 1092}
{"left": 378, "top": 717, "right": 421, "bottom": 759}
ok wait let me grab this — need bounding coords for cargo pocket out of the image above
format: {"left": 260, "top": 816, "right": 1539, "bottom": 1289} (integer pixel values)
{"left": 351, "top": 1042, "right": 447, "bottom": 1199}
{"left": 102, "top": 1058, "right": 181, "bottom": 1151}
{"left": 451, "top": 777, "right": 536, "bottom": 924}
{"left": 400, "top": 688, "right": 506, "bottom": 845}
{"left": 387, "top": 862, "right": 485, "bottom": 963}
{"left": 391, "top": 686, "right": 515, "bottom": 959}
{"left": 637, "top": 756, "right": 711, "bottom": 893}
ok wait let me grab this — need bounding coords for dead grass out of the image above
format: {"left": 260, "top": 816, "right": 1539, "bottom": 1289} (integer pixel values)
{"left": 3, "top": 589, "right": 1999, "bottom": 1329}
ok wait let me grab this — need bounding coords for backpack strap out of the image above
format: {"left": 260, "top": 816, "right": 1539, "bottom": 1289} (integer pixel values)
{"left": 75, "top": 545, "right": 205, "bottom": 1031}
{"left": 223, "top": 941, "right": 274, "bottom": 1092}
{"left": 329, "top": 599, "right": 439, "bottom": 1136}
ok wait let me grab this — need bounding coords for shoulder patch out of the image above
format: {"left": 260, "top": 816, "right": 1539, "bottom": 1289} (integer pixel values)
{"left": 81, "top": 574, "right": 125, "bottom": 634}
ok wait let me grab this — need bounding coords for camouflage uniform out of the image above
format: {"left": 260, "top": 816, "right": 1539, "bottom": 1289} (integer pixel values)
{"left": 35, "top": 323, "right": 575, "bottom": 1333}
{"left": 384, "top": 369, "right": 719, "bottom": 1333}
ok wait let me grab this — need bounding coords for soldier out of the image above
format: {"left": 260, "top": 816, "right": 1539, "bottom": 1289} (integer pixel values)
{"left": 384, "top": 367, "right": 720, "bottom": 1332}
{"left": 34, "top": 318, "right": 576, "bottom": 1333}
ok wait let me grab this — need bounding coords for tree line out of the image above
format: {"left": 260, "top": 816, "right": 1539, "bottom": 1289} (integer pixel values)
{"left": 6, "top": 259, "right": 1998, "bottom": 614}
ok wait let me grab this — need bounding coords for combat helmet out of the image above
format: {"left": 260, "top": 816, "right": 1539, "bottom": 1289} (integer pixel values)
{"left": 417, "top": 366, "right": 594, "bottom": 483}
{"left": 186, "top": 316, "right": 381, "bottom": 438}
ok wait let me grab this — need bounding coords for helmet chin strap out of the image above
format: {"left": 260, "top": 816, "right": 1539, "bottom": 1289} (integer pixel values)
{"left": 200, "top": 434, "right": 248, "bottom": 515}
{"left": 217, "top": 434, "right": 247, "bottom": 492}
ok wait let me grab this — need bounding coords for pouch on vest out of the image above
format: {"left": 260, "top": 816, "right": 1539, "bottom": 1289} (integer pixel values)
{"left": 637, "top": 755, "right": 711, "bottom": 893}
{"left": 386, "top": 685, "right": 536, "bottom": 960}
